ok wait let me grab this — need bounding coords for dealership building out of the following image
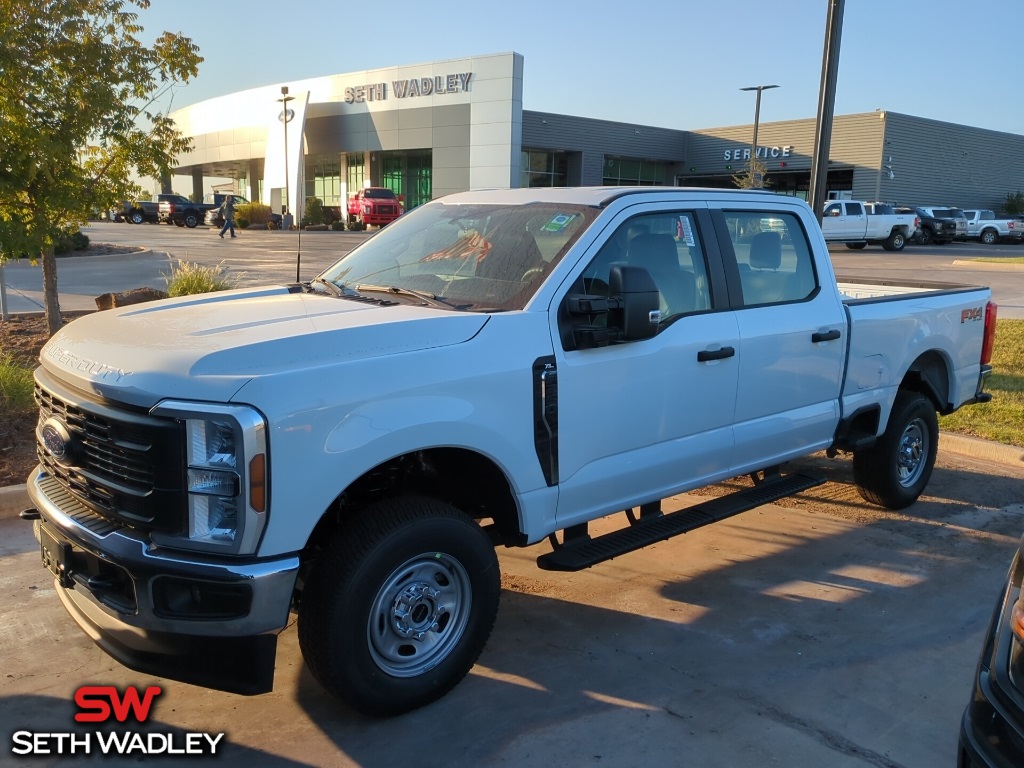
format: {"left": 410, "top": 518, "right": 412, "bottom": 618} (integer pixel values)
{"left": 168, "top": 51, "right": 1024, "bottom": 220}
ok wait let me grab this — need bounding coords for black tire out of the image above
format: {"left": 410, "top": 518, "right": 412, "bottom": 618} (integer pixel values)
{"left": 183, "top": 211, "right": 200, "bottom": 228}
{"left": 174, "top": 219, "right": 185, "bottom": 227}
{"left": 852, "top": 391, "right": 938, "bottom": 510}
{"left": 883, "top": 230, "right": 906, "bottom": 252}
{"left": 298, "top": 496, "right": 500, "bottom": 717}
{"left": 915, "top": 228, "right": 933, "bottom": 246}
{"left": 845, "top": 242, "right": 867, "bottom": 250}
{"left": 129, "top": 210, "right": 145, "bottom": 225}
{"left": 980, "top": 228, "right": 998, "bottom": 245}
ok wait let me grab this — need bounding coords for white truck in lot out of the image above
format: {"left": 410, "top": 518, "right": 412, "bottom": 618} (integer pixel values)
{"left": 960, "top": 209, "right": 1024, "bottom": 244}
{"left": 821, "top": 199, "right": 919, "bottom": 251}
{"left": 26, "top": 187, "right": 996, "bottom": 717}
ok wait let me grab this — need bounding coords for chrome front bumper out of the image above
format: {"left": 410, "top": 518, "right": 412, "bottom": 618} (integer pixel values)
{"left": 28, "top": 467, "right": 299, "bottom": 694}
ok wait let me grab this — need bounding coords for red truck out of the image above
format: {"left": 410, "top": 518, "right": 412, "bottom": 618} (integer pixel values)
{"left": 348, "top": 187, "right": 404, "bottom": 226}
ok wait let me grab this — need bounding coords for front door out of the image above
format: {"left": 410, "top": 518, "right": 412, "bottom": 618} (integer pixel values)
{"left": 552, "top": 207, "right": 740, "bottom": 529}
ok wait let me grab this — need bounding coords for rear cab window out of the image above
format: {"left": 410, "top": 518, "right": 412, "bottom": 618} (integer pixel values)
{"left": 719, "top": 211, "right": 818, "bottom": 307}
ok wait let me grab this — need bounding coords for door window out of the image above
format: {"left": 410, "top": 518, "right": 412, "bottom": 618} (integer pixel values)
{"left": 577, "top": 212, "right": 712, "bottom": 323}
{"left": 722, "top": 211, "right": 817, "bottom": 307}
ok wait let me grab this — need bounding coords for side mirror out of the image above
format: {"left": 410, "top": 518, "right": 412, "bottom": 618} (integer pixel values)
{"left": 608, "top": 265, "right": 660, "bottom": 341}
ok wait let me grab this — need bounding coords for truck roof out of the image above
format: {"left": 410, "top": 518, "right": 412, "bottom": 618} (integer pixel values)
{"left": 437, "top": 186, "right": 787, "bottom": 209}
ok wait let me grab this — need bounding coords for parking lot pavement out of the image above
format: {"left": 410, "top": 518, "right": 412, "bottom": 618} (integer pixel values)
{"left": 3, "top": 450, "right": 1023, "bottom": 767}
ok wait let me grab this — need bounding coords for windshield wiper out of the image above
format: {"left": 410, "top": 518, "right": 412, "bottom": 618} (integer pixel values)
{"left": 356, "top": 284, "right": 457, "bottom": 310}
{"left": 309, "top": 276, "right": 345, "bottom": 296}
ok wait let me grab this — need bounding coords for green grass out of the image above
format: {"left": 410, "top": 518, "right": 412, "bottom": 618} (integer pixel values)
{"left": 939, "top": 318, "right": 1024, "bottom": 447}
{"left": 164, "top": 260, "right": 236, "bottom": 297}
{"left": 0, "top": 353, "right": 35, "bottom": 412}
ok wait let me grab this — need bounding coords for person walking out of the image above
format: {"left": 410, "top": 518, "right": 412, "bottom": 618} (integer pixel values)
{"left": 219, "top": 196, "right": 237, "bottom": 238}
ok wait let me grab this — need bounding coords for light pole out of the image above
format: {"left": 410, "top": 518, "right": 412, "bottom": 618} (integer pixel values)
{"left": 740, "top": 84, "right": 779, "bottom": 187}
{"left": 277, "top": 86, "right": 294, "bottom": 223}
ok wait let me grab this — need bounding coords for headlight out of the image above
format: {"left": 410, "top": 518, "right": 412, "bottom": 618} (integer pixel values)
{"left": 150, "top": 401, "right": 269, "bottom": 556}
{"left": 363, "top": 204, "right": 372, "bottom": 214}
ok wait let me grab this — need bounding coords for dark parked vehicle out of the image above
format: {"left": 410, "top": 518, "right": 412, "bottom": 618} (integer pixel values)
{"left": 959, "top": 532, "right": 1024, "bottom": 767}
{"left": 900, "top": 206, "right": 962, "bottom": 245}
{"left": 159, "top": 193, "right": 248, "bottom": 229}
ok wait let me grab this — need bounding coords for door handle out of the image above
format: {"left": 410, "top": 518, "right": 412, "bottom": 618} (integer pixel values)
{"left": 812, "top": 329, "right": 841, "bottom": 343}
{"left": 697, "top": 346, "right": 735, "bottom": 362}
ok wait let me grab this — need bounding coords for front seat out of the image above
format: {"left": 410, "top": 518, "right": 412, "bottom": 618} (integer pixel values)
{"left": 627, "top": 233, "right": 695, "bottom": 317}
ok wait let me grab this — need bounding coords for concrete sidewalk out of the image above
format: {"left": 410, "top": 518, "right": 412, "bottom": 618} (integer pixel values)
{"left": 0, "top": 250, "right": 171, "bottom": 316}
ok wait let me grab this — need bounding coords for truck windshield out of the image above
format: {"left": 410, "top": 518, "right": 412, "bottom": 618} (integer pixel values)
{"left": 318, "top": 200, "right": 598, "bottom": 311}
{"left": 364, "top": 188, "right": 396, "bottom": 199}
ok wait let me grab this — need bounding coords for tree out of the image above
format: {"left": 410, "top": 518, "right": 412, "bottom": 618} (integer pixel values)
{"left": 732, "top": 156, "right": 772, "bottom": 190}
{"left": 0, "top": 0, "right": 201, "bottom": 333}
{"left": 1002, "top": 191, "right": 1024, "bottom": 217}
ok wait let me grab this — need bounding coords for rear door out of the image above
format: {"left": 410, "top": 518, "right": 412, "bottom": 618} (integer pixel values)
{"left": 552, "top": 204, "right": 740, "bottom": 529}
{"left": 712, "top": 205, "right": 847, "bottom": 473}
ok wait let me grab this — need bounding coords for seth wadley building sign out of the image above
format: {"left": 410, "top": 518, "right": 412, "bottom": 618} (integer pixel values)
{"left": 344, "top": 72, "right": 474, "bottom": 104}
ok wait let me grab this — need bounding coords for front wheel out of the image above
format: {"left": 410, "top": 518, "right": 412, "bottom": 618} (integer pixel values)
{"left": 915, "top": 228, "right": 933, "bottom": 246}
{"left": 298, "top": 496, "right": 500, "bottom": 717}
{"left": 852, "top": 391, "right": 938, "bottom": 509}
{"left": 129, "top": 210, "right": 145, "bottom": 225}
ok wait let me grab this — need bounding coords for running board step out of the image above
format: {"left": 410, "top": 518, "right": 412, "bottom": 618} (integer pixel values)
{"left": 536, "top": 473, "right": 824, "bottom": 572}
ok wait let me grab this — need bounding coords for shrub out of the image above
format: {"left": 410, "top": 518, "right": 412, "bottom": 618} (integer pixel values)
{"left": 164, "top": 260, "right": 235, "bottom": 297}
{"left": 0, "top": 353, "right": 35, "bottom": 413}
{"left": 301, "top": 197, "right": 326, "bottom": 227}
{"left": 54, "top": 230, "right": 89, "bottom": 254}
{"left": 235, "top": 202, "right": 274, "bottom": 226}
{"left": 347, "top": 220, "right": 366, "bottom": 231}
{"left": 331, "top": 220, "right": 346, "bottom": 231}
{"left": 303, "top": 223, "right": 329, "bottom": 231}
{"left": 235, "top": 217, "right": 250, "bottom": 229}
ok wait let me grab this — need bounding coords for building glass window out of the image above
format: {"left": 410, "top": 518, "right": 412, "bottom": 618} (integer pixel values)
{"left": 305, "top": 155, "right": 340, "bottom": 207}
{"left": 520, "top": 150, "right": 568, "bottom": 188}
{"left": 381, "top": 151, "right": 432, "bottom": 210}
{"left": 346, "top": 153, "right": 365, "bottom": 197}
{"left": 603, "top": 157, "right": 667, "bottom": 186}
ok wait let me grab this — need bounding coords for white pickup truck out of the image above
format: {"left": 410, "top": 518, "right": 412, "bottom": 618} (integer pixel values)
{"left": 960, "top": 209, "right": 1024, "bottom": 244}
{"left": 821, "top": 199, "right": 919, "bottom": 251}
{"left": 27, "top": 187, "right": 996, "bottom": 717}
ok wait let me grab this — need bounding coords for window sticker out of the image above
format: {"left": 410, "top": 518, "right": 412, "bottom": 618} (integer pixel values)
{"left": 542, "top": 213, "right": 576, "bottom": 232}
{"left": 676, "top": 215, "right": 695, "bottom": 246}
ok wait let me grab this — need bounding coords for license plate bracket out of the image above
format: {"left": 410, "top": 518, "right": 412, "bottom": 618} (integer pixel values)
{"left": 39, "top": 526, "right": 74, "bottom": 588}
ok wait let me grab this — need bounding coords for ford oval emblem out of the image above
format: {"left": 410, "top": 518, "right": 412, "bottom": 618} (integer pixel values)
{"left": 40, "top": 418, "right": 72, "bottom": 461}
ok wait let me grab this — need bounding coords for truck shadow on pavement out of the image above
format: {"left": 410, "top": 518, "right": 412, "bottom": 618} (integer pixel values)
{"left": 286, "top": 456, "right": 1023, "bottom": 768}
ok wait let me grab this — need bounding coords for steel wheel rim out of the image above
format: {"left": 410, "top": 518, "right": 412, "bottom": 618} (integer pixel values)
{"left": 896, "top": 418, "right": 928, "bottom": 487}
{"left": 893, "top": 234, "right": 904, "bottom": 248}
{"left": 367, "top": 552, "right": 472, "bottom": 678}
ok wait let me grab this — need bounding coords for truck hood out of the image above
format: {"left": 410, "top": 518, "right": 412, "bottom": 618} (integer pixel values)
{"left": 38, "top": 286, "right": 489, "bottom": 408}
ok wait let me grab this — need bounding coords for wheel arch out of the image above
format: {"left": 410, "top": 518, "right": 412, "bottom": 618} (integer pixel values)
{"left": 300, "top": 447, "right": 525, "bottom": 575}
{"left": 900, "top": 349, "right": 953, "bottom": 414}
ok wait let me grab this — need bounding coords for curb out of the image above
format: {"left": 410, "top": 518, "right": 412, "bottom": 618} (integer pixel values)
{"left": 1, "top": 433, "right": 1020, "bottom": 523}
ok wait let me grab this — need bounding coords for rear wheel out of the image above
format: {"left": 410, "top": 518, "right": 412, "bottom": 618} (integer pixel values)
{"left": 853, "top": 391, "right": 938, "bottom": 509}
{"left": 980, "top": 228, "right": 998, "bottom": 245}
{"left": 183, "top": 211, "right": 200, "bottom": 228}
{"left": 845, "top": 242, "right": 867, "bottom": 250}
{"left": 883, "top": 231, "right": 906, "bottom": 252}
{"left": 298, "top": 496, "right": 500, "bottom": 717}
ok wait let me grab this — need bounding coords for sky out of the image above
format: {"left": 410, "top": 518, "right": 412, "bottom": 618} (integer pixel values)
{"left": 137, "top": 0, "right": 1023, "bottom": 137}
